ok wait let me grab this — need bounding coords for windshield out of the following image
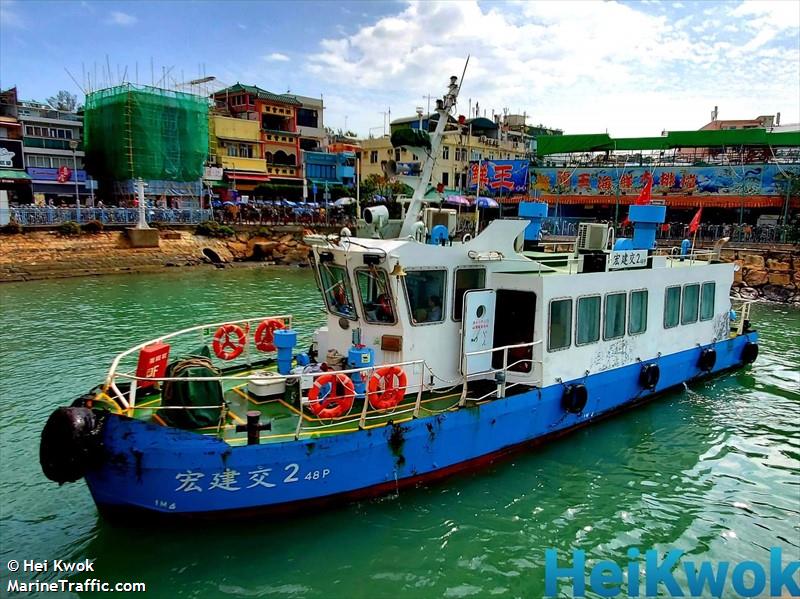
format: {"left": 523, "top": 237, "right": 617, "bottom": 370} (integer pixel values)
{"left": 319, "top": 263, "right": 357, "bottom": 319}
{"left": 356, "top": 268, "right": 396, "bottom": 324}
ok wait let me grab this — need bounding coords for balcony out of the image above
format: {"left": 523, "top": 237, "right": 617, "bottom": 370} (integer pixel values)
{"left": 23, "top": 137, "right": 83, "bottom": 151}
{"left": 263, "top": 132, "right": 297, "bottom": 146}
{"left": 220, "top": 155, "right": 267, "bottom": 173}
{"left": 212, "top": 115, "right": 261, "bottom": 143}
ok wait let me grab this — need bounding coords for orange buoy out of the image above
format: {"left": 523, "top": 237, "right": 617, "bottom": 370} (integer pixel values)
{"left": 307, "top": 373, "right": 355, "bottom": 419}
{"left": 367, "top": 366, "right": 407, "bottom": 410}
{"left": 254, "top": 318, "right": 285, "bottom": 352}
{"left": 212, "top": 324, "right": 247, "bottom": 360}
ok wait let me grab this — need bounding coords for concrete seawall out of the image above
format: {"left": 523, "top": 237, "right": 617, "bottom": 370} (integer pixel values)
{"left": 0, "top": 226, "right": 314, "bottom": 282}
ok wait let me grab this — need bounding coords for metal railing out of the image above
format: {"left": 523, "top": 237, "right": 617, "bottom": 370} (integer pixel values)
{"left": 460, "top": 340, "right": 543, "bottom": 405}
{"left": 729, "top": 299, "right": 753, "bottom": 337}
{"left": 9, "top": 207, "right": 213, "bottom": 226}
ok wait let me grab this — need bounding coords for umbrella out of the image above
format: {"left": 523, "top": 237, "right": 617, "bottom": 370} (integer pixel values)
{"left": 222, "top": 201, "right": 235, "bottom": 207}
{"left": 444, "top": 195, "right": 470, "bottom": 207}
{"left": 334, "top": 197, "right": 355, "bottom": 206}
{"left": 476, "top": 198, "right": 499, "bottom": 209}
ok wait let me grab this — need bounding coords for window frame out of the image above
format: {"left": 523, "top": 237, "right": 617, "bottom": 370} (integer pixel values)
{"left": 664, "top": 285, "right": 681, "bottom": 329}
{"left": 318, "top": 262, "right": 358, "bottom": 321}
{"left": 575, "top": 294, "right": 602, "bottom": 346}
{"left": 628, "top": 288, "right": 648, "bottom": 336}
{"left": 451, "top": 266, "right": 487, "bottom": 322}
{"left": 354, "top": 267, "right": 398, "bottom": 326}
{"left": 700, "top": 281, "right": 715, "bottom": 321}
{"left": 402, "top": 267, "right": 448, "bottom": 327}
{"left": 681, "top": 283, "right": 700, "bottom": 325}
{"left": 547, "top": 297, "right": 573, "bottom": 352}
{"left": 603, "top": 291, "right": 627, "bottom": 341}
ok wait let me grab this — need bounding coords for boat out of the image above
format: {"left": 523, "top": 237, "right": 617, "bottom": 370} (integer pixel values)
{"left": 39, "top": 72, "right": 759, "bottom": 519}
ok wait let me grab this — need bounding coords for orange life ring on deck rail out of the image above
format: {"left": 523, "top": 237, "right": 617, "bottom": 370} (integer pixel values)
{"left": 307, "top": 373, "right": 355, "bottom": 419}
{"left": 367, "top": 366, "right": 407, "bottom": 410}
{"left": 254, "top": 318, "right": 285, "bottom": 352}
{"left": 213, "top": 324, "right": 247, "bottom": 361}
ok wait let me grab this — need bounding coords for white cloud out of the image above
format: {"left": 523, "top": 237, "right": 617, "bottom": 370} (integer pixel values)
{"left": 237, "top": 23, "right": 247, "bottom": 30}
{"left": 107, "top": 11, "right": 137, "bottom": 26}
{"left": 301, "top": 0, "right": 799, "bottom": 137}
{"left": 0, "top": 0, "right": 25, "bottom": 28}
{"left": 264, "top": 52, "right": 289, "bottom": 62}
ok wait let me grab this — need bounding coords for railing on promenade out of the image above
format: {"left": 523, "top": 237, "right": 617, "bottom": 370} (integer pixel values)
{"left": 8, "top": 207, "right": 213, "bottom": 227}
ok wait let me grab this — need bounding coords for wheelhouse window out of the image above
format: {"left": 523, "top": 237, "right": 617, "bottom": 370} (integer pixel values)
{"left": 548, "top": 298, "right": 572, "bottom": 351}
{"left": 404, "top": 269, "right": 446, "bottom": 324}
{"left": 319, "top": 263, "right": 357, "bottom": 319}
{"left": 664, "top": 286, "right": 681, "bottom": 329}
{"left": 629, "top": 290, "right": 648, "bottom": 335}
{"left": 681, "top": 283, "right": 700, "bottom": 325}
{"left": 604, "top": 292, "right": 626, "bottom": 340}
{"left": 576, "top": 295, "right": 601, "bottom": 345}
{"left": 356, "top": 268, "right": 396, "bottom": 324}
{"left": 453, "top": 268, "right": 486, "bottom": 321}
{"left": 700, "top": 282, "right": 715, "bottom": 321}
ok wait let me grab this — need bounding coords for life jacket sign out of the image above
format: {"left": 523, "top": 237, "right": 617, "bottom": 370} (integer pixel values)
{"left": 135, "top": 342, "right": 171, "bottom": 389}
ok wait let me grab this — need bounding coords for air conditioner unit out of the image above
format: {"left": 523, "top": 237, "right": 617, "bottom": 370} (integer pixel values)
{"left": 577, "top": 223, "right": 610, "bottom": 251}
{"left": 423, "top": 207, "right": 457, "bottom": 235}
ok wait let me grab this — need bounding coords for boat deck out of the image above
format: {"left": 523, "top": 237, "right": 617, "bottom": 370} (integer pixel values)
{"left": 125, "top": 364, "right": 464, "bottom": 446}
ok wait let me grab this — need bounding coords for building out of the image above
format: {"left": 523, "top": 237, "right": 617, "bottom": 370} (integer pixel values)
{"left": 359, "top": 115, "right": 532, "bottom": 192}
{"left": 303, "top": 150, "right": 356, "bottom": 197}
{"left": 207, "top": 113, "right": 267, "bottom": 198}
{"left": 83, "top": 84, "right": 208, "bottom": 207}
{"left": 701, "top": 108, "right": 776, "bottom": 131}
{"left": 211, "top": 84, "right": 303, "bottom": 198}
{"left": 17, "top": 99, "right": 90, "bottom": 204}
{"left": 285, "top": 94, "right": 325, "bottom": 152}
{"left": 0, "top": 87, "right": 31, "bottom": 203}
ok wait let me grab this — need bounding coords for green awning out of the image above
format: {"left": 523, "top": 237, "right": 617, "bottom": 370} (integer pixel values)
{"left": 536, "top": 129, "right": 800, "bottom": 156}
{"left": 0, "top": 169, "right": 31, "bottom": 180}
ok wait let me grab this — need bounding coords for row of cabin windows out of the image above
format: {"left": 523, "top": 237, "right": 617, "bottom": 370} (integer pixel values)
{"left": 548, "top": 282, "right": 716, "bottom": 351}
{"left": 549, "top": 290, "right": 647, "bottom": 351}
{"left": 664, "top": 282, "right": 715, "bottom": 328}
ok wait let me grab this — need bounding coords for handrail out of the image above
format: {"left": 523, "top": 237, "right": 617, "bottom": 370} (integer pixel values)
{"left": 104, "top": 314, "right": 293, "bottom": 408}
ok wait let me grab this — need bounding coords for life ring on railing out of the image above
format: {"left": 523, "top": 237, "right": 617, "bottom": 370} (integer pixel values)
{"left": 307, "top": 373, "right": 355, "bottom": 419}
{"left": 212, "top": 324, "right": 247, "bottom": 361}
{"left": 367, "top": 366, "right": 407, "bottom": 410}
{"left": 254, "top": 318, "right": 285, "bottom": 352}
{"left": 698, "top": 347, "right": 717, "bottom": 372}
{"left": 639, "top": 363, "right": 660, "bottom": 390}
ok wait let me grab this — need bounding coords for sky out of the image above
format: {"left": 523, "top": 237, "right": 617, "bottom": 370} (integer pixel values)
{"left": 1, "top": 0, "right": 799, "bottom": 138}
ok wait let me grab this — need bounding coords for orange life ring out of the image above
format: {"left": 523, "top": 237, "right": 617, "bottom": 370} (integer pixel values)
{"left": 367, "top": 366, "right": 407, "bottom": 410}
{"left": 307, "top": 373, "right": 355, "bottom": 419}
{"left": 254, "top": 318, "right": 285, "bottom": 352}
{"left": 212, "top": 324, "right": 246, "bottom": 360}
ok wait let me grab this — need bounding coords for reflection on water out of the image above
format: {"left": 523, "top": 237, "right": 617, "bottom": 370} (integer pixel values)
{"left": 1, "top": 270, "right": 798, "bottom": 597}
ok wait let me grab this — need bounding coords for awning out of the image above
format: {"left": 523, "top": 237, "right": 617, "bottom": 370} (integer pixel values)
{"left": 224, "top": 171, "right": 270, "bottom": 182}
{"left": 538, "top": 194, "right": 795, "bottom": 209}
{"left": 0, "top": 169, "right": 31, "bottom": 181}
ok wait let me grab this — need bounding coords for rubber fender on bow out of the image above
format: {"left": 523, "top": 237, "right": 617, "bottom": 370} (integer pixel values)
{"left": 741, "top": 341, "right": 759, "bottom": 364}
{"left": 40, "top": 407, "right": 105, "bottom": 484}
{"left": 639, "top": 363, "right": 660, "bottom": 390}
{"left": 562, "top": 384, "right": 588, "bottom": 414}
{"left": 698, "top": 348, "right": 717, "bottom": 372}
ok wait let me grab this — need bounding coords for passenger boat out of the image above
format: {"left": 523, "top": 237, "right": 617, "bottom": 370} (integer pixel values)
{"left": 40, "top": 73, "right": 759, "bottom": 519}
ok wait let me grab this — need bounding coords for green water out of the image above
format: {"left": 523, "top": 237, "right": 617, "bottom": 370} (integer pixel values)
{"left": 1, "top": 268, "right": 798, "bottom": 598}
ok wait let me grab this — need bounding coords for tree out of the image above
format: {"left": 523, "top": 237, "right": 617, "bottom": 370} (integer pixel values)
{"left": 46, "top": 90, "right": 81, "bottom": 113}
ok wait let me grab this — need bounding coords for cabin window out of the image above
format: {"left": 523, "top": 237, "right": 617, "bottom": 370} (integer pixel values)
{"left": 700, "top": 282, "right": 715, "bottom": 321}
{"left": 319, "top": 263, "right": 357, "bottom": 320}
{"left": 576, "top": 295, "right": 601, "bottom": 345}
{"left": 453, "top": 268, "right": 486, "bottom": 321}
{"left": 664, "top": 286, "right": 681, "bottom": 328}
{"left": 548, "top": 298, "right": 572, "bottom": 351}
{"left": 629, "top": 289, "right": 648, "bottom": 335}
{"left": 681, "top": 283, "right": 700, "bottom": 325}
{"left": 356, "top": 268, "right": 396, "bottom": 324}
{"left": 604, "top": 292, "right": 626, "bottom": 340}
{"left": 404, "top": 269, "right": 446, "bottom": 325}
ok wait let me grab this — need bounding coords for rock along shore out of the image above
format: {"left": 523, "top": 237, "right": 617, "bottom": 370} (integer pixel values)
{"left": 0, "top": 225, "right": 317, "bottom": 283}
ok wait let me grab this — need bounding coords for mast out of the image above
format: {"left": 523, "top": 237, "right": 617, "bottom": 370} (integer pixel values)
{"left": 399, "top": 60, "right": 468, "bottom": 238}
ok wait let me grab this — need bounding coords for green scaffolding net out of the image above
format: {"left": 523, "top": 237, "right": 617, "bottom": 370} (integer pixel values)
{"left": 84, "top": 84, "right": 209, "bottom": 182}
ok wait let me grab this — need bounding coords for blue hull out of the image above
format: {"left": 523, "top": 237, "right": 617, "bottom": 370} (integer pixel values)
{"left": 85, "top": 333, "right": 757, "bottom": 517}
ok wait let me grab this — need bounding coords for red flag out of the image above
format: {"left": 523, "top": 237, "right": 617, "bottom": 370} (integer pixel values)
{"left": 634, "top": 174, "right": 652, "bottom": 205}
{"left": 688, "top": 207, "right": 702, "bottom": 234}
